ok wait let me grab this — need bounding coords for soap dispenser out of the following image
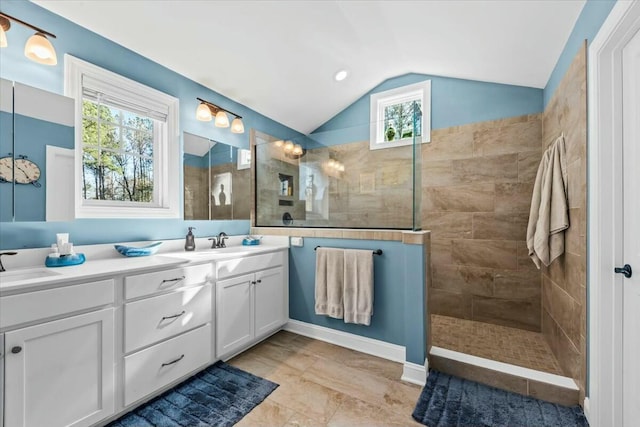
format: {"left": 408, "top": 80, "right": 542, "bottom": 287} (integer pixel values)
{"left": 185, "top": 227, "right": 196, "bottom": 251}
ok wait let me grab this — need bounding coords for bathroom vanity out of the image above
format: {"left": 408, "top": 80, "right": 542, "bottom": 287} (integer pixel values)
{"left": 0, "top": 240, "right": 289, "bottom": 427}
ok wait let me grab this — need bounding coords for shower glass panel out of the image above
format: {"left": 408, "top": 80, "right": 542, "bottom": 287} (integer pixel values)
{"left": 255, "top": 106, "right": 423, "bottom": 230}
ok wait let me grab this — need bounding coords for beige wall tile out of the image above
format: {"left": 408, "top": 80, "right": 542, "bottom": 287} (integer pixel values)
{"left": 472, "top": 295, "right": 541, "bottom": 331}
{"left": 517, "top": 151, "right": 542, "bottom": 183}
{"left": 422, "top": 129, "right": 474, "bottom": 161}
{"left": 517, "top": 241, "right": 538, "bottom": 271}
{"left": 451, "top": 239, "right": 518, "bottom": 269}
{"left": 493, "top": 270, "right": 541, "bottom": 299}
{"left": 567, "top": 159, "right": 585, "bottom": 209}
{"left": 473, "top": 119, "right": 542, "bottom": 157}
{"left": 431, "top": 238, "right": 453, "bottom": 265}
{"left": 450, "top": 154, "right": 518, "bottom": 183}
{"left": 429, "top": 288, "right": 473, "bottom": 319}
{"left": 495, "top": 182, "right": 534, "bottom": 213}
{"left": 423, "top": 212, "right": 473, "bottom": 239}
{"left": 432, "top": 265, "right": 494, "bottom": 297}
{"left": 472, "top": 212, "right": 528, "bottom": 240}
{"left": 423, "top": 183, "right": 495, "bottom": 212}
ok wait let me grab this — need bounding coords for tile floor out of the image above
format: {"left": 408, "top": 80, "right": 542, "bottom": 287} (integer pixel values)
{"left": 431, "top": 314, "right": 564, "bottom": 376}
{"left": 228, "top": 331, "right": 424, "bottom": 427}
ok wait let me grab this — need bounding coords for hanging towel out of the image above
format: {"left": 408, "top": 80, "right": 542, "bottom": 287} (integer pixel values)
{"left": 315, "top": 247, "right": 344, "bottom": 319}
{"left": 527, "top": 134, "right": 569, "bottom": 268}
{"left": 343, "top": 249, "right": 374, "bottom": 326}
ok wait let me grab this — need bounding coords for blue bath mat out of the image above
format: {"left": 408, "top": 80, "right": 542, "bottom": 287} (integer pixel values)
{"left": 412, "top": 370, "right": 588, "bottom": 427}
{"left": 109, "top": 361, "right": 278, "bottom": 427}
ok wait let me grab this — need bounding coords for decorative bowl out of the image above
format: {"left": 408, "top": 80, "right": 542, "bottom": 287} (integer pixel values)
{"left": 114, "top": 242, "right": 163, "bottom": 257}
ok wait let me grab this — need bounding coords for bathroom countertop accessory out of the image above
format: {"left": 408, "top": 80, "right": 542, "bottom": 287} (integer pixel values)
{"left": 45, "top": 253, "right": 86, "bottom": 267}
{"left": 185, "top": 227, "right": 196, "bottom": 251}
{"left": 114, "top": 242, "right": 163, "bottom": 257}
{"left": 242, "top": 235, "right": 262, "bottom": 246}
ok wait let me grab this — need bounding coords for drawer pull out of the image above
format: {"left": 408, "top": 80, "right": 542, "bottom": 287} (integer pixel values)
{"left": 160, "top": 276, "right": 185, "bottom": 286}
{"left": 161, "top": 310, "right": 186, "bottom": 321}
{"left": 256, "top": 279, "right": 262, "bottom": 283}
{"left": 161, "top": 354, "right": 185, "bottom": 367}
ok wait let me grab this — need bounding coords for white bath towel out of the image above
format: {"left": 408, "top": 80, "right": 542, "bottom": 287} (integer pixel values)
{"left": 315, "top": 248, "right": 344, "bottom": 319}
{"left": 527, "top": 134, "right": 569, "bottom": 268}
{"left": 343, "top": 249, "right": 374, "bottom": 326}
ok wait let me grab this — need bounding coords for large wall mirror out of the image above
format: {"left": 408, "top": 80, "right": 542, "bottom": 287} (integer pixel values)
{"left": 0, "top": 78, "right": 75, "bottom": 222}
{"left": 183, "top": 132, "right": 251, "bottom": 220}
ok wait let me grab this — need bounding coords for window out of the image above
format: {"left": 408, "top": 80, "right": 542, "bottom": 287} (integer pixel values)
{"left": 65, "top": 55, "right": 180, "bottom": 218}
{"left": 369, "top": 80, "right": 431, "bottom": 150}
{"left": 237, "top": 148, "right": 251, "bottom": 170}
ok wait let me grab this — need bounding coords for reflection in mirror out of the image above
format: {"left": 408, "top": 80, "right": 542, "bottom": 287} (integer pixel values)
{"left": 183, "top": 132, "right": 250, "bottom": 220}
{"left": 0, "top": 79, "right": 75, "bottom": 222}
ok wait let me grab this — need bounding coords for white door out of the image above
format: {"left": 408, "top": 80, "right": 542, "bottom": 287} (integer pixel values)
{"left": 216, "top": 273, "right": 253, "bottom": 358}
{"left": 4, "top": 308, "right": 115, "bottom": 427}
{"left": 254, "top": 267, "right": 285, "bottom": 338}
{"left": 622, "top": 26, "right": 640, "bottom": 427}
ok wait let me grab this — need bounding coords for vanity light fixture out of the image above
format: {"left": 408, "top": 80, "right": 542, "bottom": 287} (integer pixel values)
{"left": 195, "top": 97, "right": 245, "bottom": 134}
{"left": 0, "top": 12, "right": 58, "bottom": 65}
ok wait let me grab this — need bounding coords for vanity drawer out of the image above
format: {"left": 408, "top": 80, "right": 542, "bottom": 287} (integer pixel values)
{"left": 0, "top": 279, "right": 114, "bottom": 329}
{"left": 124, "top": 323, "right": 211, "bottom": 406}
{"left": 217, "top": 250, "right": 284, "bottom": 280}
{"left": 124, "top": 284, "right": 212, "bottom": 353}
{"left": 125, "top": 263, "right": 212, "bottom": 300}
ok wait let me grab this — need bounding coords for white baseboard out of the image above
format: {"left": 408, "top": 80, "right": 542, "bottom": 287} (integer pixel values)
{"left": 284, "top": 319, "right": 405, "bottom": 363}
{"left": 583, "top": 397, "right": 590, "bottom": 423}
{"left": 401, "top": 359, "right": 428, "bottom": 386}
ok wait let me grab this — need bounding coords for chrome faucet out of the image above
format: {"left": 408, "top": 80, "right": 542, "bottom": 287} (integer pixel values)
{"left": 0, "top": 251, "right": 18, "bottom": 272}
{"left": 208, "top": 232, "right": 228, "bottom": 249}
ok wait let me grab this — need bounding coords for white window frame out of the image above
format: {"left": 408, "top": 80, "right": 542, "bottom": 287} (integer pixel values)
{"left": 369, "top": 80, "right": 431, "bottom": 151}
{"left": 64, "top": 54, "right": 180, "bottom": 218}
{"left": 237, "top": 148, "right": 251, "bottom": 170}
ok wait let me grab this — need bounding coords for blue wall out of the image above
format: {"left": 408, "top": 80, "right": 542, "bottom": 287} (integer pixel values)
{"left": 289, "top": 237, "right": 426, "bottom": 364}
{"left": 0, "top": 0, "right": 303, "bottom": 249}
{"left": 311, "top": 73, "right": 543, "bottom": 146}
{"left": 543, "top": 0, "right": 616, "bottom": 105}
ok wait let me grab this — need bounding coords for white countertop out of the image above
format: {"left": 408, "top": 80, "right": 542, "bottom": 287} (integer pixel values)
{"left": 0, "top": 236, "right": 289, "bottom": 295}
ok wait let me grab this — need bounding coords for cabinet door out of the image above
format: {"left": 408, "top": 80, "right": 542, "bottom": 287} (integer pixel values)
{"left": 4, "top": 308, "right": 115, "bottom": 427}
{"left": 254, "top": 267, "right": 286, "bottom": 338}
{"left": 216, "top": 273, "right": 254, "bottom": 358}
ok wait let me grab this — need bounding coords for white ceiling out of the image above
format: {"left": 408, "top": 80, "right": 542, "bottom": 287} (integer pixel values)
{"left": 33, "top": 0, "right": 585, "bottom": 134}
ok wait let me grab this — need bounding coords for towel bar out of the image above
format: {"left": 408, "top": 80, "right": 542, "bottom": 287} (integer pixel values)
{"left": 314, "top": 246, "right": 382, "bottom": 255}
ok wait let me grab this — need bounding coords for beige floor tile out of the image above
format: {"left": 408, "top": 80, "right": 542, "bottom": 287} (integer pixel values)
{"left": 249, "top": 341, "right": 318, "bottom": 371}
{"left": 235, "top": 399, "right": 296, "bottom": 427}
{"left": 268, "top": 377, "right": 346, "bottom": 423}
{"left": 283, "top": 412, "right": 328, "bottom": 427}
{"left": 328, "top": 396, "right": 422, "bottom": 427}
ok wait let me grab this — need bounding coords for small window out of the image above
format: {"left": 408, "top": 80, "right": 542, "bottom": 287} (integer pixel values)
{"left": 237, "top": 148, "right": 251, "bottom": 170}
{"left": 369, "top": 80, "right": 431, "bottom": 150}
{"left": 65, "top": 55, "right": 180, "bottom": 218}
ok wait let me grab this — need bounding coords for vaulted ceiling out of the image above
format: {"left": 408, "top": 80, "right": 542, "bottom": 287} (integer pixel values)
{"left": 33, "top": 0, "right": 585, "bottom": 134}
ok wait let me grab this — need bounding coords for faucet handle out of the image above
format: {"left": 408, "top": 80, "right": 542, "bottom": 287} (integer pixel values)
{"left": 207, "top": 237, "right": 218, "bottom": 249}
{"left": 0, "top": 251, "right": 17, "bottom": 272}
{"left": 218, "top": 232, "right": 228, "bottom": 248}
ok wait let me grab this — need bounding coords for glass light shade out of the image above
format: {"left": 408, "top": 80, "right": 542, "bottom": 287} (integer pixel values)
{"left": 292, "top": 144, "right": 303, "bottom": 155}
{"left": 283, "top": 141, "right": 294, "bottom": 152}
{"left": 196, "top": 103, "right": 212, "bottom": 121}
{"left": 274, "top": 140, "right": 284, "bottom": 147}
{"left": 214, "top": 110, "right": 230, "bottom": 128}
{"left": 0, "top": 25, "right": 7, "bottom": 48}
{"left": 338, "top": 164, "right": 345, "bottom": 172}
{"left": 327, "top": 159, "right": 336, "bottom": 168}
{"left": 231, "top": 117, "right": 245, "bottom": 134}
{"left": 24, "top": 32, "right": 57, "bottom": 65}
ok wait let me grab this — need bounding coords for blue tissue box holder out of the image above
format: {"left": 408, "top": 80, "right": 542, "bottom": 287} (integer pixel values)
{"left": 114, "top": 242, "right": 163, "bottom": 257}
{"left": 242, "top": 238, "right": 260, "bottom": 246}
{"left": 45, "top": 253, "right": 86, "bottom": 268}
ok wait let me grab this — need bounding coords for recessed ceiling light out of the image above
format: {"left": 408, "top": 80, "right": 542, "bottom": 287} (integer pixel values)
{"left": 334, "top": 69, "right": 348, "bottom": 82}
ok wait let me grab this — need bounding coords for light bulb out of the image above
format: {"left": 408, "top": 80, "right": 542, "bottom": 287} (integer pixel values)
{"left": 231, "top": 117, "right": 245, "bottom": 133}
{"left": 24, "top": 32, "right": 57, "bottom": 65}
{"left": 283, "top": 141, "right": 294, "bottom": 152}
{"left": 338, "top": 164, "right": 345, "bottom": 172}
{"left": 214, "top": 110, "right": 230, "bottom": 128}
{"left": 327, "top": 159, "right": 336, "bottom": 168}
{"left": 274, "top": 140, "right": 284, "bottom": 147}
{"left": 292, "top": 144, "right": 303, "bottom": 155}
{"left": 196, "top": 103, "right": 212, "bottom": 121}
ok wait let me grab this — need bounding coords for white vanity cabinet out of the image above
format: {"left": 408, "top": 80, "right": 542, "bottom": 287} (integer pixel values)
{"left": 216, "top": 249, "right": 288, "bottom": 359}
{"left": 1, "top": 280, "right": 115, "bottom": 427}
{"left": 122, "top": 263, "right": 213, "bottom": 406}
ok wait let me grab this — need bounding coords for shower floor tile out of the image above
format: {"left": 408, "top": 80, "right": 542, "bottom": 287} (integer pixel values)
{"left": 431, "top": 315, "right": 564, "bottom": 376}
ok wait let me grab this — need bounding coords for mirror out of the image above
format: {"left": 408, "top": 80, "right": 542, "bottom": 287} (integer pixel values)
{"left": 0, "top": 78, "right": 75, "bottom": 222}
{"left": 183, "top": 132, "right": 251, "bottom": 220}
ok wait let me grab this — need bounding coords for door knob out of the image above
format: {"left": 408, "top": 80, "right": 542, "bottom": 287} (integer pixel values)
{"left": 614, "top": 264, "right": 632, "bottom": 278}
{"left": 11, "top": 346, "right": 22, "bottom": 354}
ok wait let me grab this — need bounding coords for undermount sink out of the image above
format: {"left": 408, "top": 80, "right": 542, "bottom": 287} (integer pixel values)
{"left": 0, "top": 268, "right": 61, "bottom": 283}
